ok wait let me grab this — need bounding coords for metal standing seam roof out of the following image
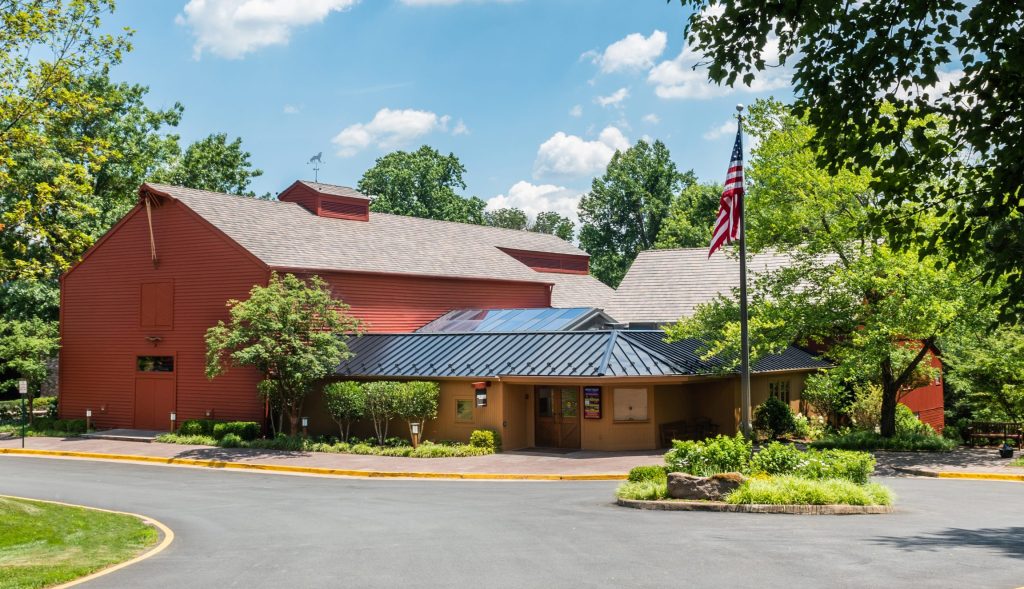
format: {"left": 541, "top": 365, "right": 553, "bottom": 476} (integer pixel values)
{"left": 334, "top": 330, "right": 830, "bottom": 379}
{"left": 416, "top": 307, "right": 609, "bottom": 333}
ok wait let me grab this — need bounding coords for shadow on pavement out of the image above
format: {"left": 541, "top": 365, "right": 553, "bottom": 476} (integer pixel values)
{"left": 871, "top": 527, "right": 1024, "bottom": 557}
{"left": 173, "top": 447, "right": 309, "bottom": 461}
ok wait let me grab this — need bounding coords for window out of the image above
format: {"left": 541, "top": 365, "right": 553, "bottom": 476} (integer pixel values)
{"left": 769, "top": 381, "right": 791, "bottom": 403}
{"left": 137, "top": 356, "right": 174, "bottom": 372}
{"left": 455, "top": 399, "right": 474, "bottom": 422}
{"left": 613, "top": 388, "right": 648, "bottom": 422}
{"left": 140, "top": 281, "right": 173, "bottom": 329}
{"left": 536, "top": 388, "right": 553, "bottom": 417}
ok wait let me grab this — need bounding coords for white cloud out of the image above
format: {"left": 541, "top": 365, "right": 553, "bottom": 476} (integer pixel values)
{"left": 533, "top": 126, "right": 630, "bottom": 179}
{"left": 702, "top": 119, "right": 735, "bottom": 140}
{"left": 486, "top": 181, "right": 583, "bottom": 226}
{"left": 595, "top": 87, "right": 629, "bottom": 108}
{"left": 177, "top": 0, "right": 358, "bottom": 59}
{"left": 892, "top": 69, "right": 965, "bottom": 103}
{"left": 452, "top": 119, "right": 469, "bottom": 135}
{"left": 332, "top": 108, "right": 453, "bottom": 156}
{"left": 642, "top": 113, "right": 660, "bottom": 124}
{"left": 589, "top": 30, "right": 667, "bottom": 74}
{"left": 569, "top": 104, "right": 583, "bottom": 117}
{"left": 283, "top": 104, "right": 301, "bottom": 114}
{"left": 648, "top": 38, "right": 791, "bottom": 100}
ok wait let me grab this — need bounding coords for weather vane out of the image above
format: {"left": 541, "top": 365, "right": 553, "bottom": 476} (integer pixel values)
{"left": 308, "top": 152, "right": 323, "bottom": 182}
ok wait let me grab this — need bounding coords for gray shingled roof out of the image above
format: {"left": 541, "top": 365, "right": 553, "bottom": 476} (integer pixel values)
{"left": 334, "top": 330, "right": 829, "bottom": 379}
{"left": 145, "top": 184, "right": 609, "bottom": 305}
{"left": 606, "top": 248, "right": 811, "bottom": 325}
{"left": 296, "top": 181, "right": 371, "bottom": 200}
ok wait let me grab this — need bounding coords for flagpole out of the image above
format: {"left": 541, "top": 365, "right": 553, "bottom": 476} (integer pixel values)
{"left": 736, "top": 103, "right": 752, "bottom": 438}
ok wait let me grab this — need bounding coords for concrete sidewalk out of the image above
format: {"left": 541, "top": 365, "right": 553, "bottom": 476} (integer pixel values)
{"left": 873, "top": 447, "right": 1024, "bottom": 479}
{"left": 0, "top": 436, "right": 663, "bottom": 478}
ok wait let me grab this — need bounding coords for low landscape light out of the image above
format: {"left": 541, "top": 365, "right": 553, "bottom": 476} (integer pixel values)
{"left": 410, "top": 422, "right": 421, "bottom": 436}
{"left": 170, "top": 411, "right": 176, "bottom": 422}
{"left": 86, "top": 409, "right": 92, "bottom": 418}
{"left": 301, "top": 417, "right": 309, "bottom": 428}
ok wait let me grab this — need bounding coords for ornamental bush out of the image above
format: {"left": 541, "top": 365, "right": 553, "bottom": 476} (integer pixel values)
{"left": 895, "top": 404, "right": 935, "bottom": 436}
{"left": 179, "top": 419, "right": 216, "bottom": 436}
{"left": 753, "top": 397, "right": 797, "bottom": 440}
{"left": 750, "top": 442, "right": 804, "bottom": 476}
{"left": 212, "top": 421, "right": 260, "bottom": 441}
{"left": 627, "top": 465, "right": 668, "bottom": 483}
{"left": 218, "top": 433, "right": 244, "bottom": 448}
{"left": 795, "top": 449, "right": 875, "bottom": 484}
{"left": 665, "top": 434, "right": 751, "bottom": 477}
{"left": 469, "top": 429, "right": 501, "bottom": 451}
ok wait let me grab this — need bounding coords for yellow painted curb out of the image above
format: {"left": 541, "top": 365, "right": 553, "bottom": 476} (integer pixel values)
{"left": 0, "top": 448, "right": 627, "bottom": 481}
{"left": 934, "top": 471, "right": 1024, "bottom": 482}
{"left": 1, "top": 494, "right": 174, "bottom": 588}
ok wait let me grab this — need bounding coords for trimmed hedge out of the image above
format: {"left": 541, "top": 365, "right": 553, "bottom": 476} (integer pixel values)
{"left": 469, "top": 429, "right": 501, "bottom": 451}
{"left": 211, "top": 421, "right": 260, "bottom": 441}
{"left": 178, "top": 419, "right": 216, "bottom": 436}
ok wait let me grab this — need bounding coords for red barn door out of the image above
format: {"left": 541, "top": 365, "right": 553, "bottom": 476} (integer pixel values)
{"left": 134, "top": 355, "right": 176, "bottom": 430}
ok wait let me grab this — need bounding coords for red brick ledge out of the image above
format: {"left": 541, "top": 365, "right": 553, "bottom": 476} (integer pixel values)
{"left": 616, "top": 498, "right": 894, "bottom": 515}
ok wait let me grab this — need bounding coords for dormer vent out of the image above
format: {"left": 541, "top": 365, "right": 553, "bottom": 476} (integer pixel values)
{"left": 278, "top": 180, "right": 371, "bottom": 221}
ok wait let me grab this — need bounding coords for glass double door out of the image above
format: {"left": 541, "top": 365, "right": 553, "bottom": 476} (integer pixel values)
{"left": 534, "top": 387, "right": 581, "bottom": 449}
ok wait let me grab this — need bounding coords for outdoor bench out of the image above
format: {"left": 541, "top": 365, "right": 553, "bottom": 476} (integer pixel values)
{"left": 966, "top": 422, "right": 1023, "bottom": 448}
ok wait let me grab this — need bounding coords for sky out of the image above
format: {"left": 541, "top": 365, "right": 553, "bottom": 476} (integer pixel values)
{"left": 104, "top": 0, "right": 794, "bottom": 224}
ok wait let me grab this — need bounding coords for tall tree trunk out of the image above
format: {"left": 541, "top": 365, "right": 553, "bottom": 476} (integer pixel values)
{"left": 288, "top": 412, "right": 300, "bottom": 436}
{"left": 880, "top": 358, "right": 899, "bottom": 438}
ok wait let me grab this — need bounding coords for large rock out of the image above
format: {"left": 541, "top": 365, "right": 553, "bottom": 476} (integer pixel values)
{"left": 667, "top": 472, "right": 746, "bottom": 501}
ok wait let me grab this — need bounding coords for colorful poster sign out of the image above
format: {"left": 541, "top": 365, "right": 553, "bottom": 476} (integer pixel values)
{"left": 583, "top": 386, "right": 601, "bottom": 419}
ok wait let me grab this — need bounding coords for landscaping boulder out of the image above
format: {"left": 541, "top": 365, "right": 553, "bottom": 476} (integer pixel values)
{"left": 667, "top": 472, "right": 746, "bottom": 501}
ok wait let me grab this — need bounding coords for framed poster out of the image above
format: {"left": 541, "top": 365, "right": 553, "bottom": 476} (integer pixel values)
{"left": 583, "top": 386, "right": 602, "bottom": 419}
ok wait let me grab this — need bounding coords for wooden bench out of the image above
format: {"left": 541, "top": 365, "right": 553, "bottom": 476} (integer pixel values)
{"left": 966, "top": 422, "right": 1023, "bottom": 448}
{"left": 659, "top": 421, "right": 690, "bottom": 448}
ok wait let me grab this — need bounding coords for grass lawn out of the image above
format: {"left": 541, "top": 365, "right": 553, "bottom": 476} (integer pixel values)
{"left": 0, "top": 497, "right": 159, "bottom": 589}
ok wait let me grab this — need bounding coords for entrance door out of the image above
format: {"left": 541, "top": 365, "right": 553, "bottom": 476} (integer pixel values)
{"left": 534, "top": 387, "right": 581, "bottom": 449}
{"left": 134, "top": 355, "right": 175, "bottom": 430}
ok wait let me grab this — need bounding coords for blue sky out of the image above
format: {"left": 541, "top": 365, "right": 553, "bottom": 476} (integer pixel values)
{"left": 105, "top": 0, "right": 792, "bottom": 223}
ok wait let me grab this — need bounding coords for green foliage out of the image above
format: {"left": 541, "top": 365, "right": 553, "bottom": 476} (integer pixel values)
{"left": 397, "top": 381, "right": 440, "bottom": 442}
{"left": 847, "top": 384, "right": 883, "bottom": 431}
{"left": 800, "top": 373, "right": 850, "bottom": 429}
{"left": 753, "top": 397, "right": 796, "bottom": 440}
{"left": 151, "top": 133, "right": 263, "bottom": 196}
{"left": 578, "top": 139, "right": 693, "bottom": 287}
{"left": 0, "top": 396, "right": 55, "bottom": 424}
{"left": 792, "top": 413, "right": 811, "bottom": 439}
{"left": 205, "top": 273, "right": 361, "bottom": 435}
{"left": 218, "top": 433, "right": 244, "bottom": 448}
{"left": 469, "top": 429, "right": 500, "bottom": 450}
{"left": 811, "top": 430, "right": 956, "bottom": 452}
{"left": 750, "top": 443, "right": 875, "bottom": 483}
{"left": 944, "top": 325, "right": 1024, "bottom": 423}
{"left": 664, "top": 434, "right": 751, "bottom": 477}
{"left": 358, "top": 146, "right": 486, "bottom": 224}
{"left": 615, "top": 480, "right": 668, "bottom": 501}
{"left": 361, "top": 381, "right": 402, "bottom": 445}
{"left": 323, "top": 381, "right": 365, "bottom": 442}
{"left": 211, "top": 421, "right": 260, "bottom": 442}
{"left": 0, "top": 318, "right": 59, "bottom": 396}
{"left": 0, "top": 279, "right": 60, "bottom": 322}
{"left": 895, "top": 405, "right": 935, "bottom": 437}
{"left": 726, "top": 476, "right": 893, "bottom": 506}
{"left": 531, "top": 211, "right": 574, "bottom": 241}
{"left": 155, "top": 432, "right": 495, "bottom": 457}
{"left": 154, "top": 433, "right": 217, "bottom": 446}
{"left": 484, "top": 207, "right": 528, "bottom": 230}
{"left": 177, "top": 419, "right": 215, "bottom": 436}
{"left": 677, "top": 0, "right": 1024, "bottom": 322}
{"left": 654, "top": 182, "right": 721, "bottom": 249}
{"left": 749, "top": 442, "right": 803, "bottom": 477}
{"left": 627, "top": 465, "right": 668, "bottom": 483}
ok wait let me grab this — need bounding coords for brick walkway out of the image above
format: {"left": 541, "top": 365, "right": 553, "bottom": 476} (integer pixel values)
{"left": 0, "top": 436, "right": 663, "bottom": 476}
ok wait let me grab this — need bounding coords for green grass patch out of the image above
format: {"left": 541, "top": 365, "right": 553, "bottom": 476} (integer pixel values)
{"left": 810, "top": 430, "right": 956, "bottom": 452}
{"left": 0, "top": 497, "right": 158, "bottom": 589}
{"left": 1011, "top": 456, "right": 1024, "bottom": 467}
{"left": 726, "top": 476, "right": 894, "bottom": 506}
{"left": 616, "top": 480, "right": 668, "bottom": 501}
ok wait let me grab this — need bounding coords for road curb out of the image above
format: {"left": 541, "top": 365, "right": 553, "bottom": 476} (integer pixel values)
{"left": 1, "top": 494, "right": 174, "bottom": 588}
{"left": 0, "top": 448, "right": 628, "bottom": 481}
{"left": 892, "top": 466, "right": 1024, "bottom": 482}
{"left": 616, "top": 498, "right": 894, "bottom": 515}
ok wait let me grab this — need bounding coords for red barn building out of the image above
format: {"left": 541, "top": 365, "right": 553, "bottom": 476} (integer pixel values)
{"left": 59, "top": 182, "right": 613, "bottom": 431}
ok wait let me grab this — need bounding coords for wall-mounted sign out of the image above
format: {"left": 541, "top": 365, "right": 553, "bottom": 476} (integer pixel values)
{"left": 475, "top": 389, "right": 488, "bottom": 407}
{"left": 583, "top": 386, "right": 601, "bottom": 419}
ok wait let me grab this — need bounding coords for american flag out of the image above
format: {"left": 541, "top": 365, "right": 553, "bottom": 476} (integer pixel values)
{"left": 708, "top": 125, "right": 744, "bottom": 257}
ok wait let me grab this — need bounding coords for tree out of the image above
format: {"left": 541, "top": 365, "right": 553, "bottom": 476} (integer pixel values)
{"left": 944, "top": 326, "right": 1024, "bottom": 423}
{"left": 531, "top": 211, "right": 574, "bottom": 241}
{"left": 485, "top": 207, "right": 529, "bottom": 230}
{"left": 396, "top": 381, "right": 439, "bottom": 441}
{"left": 362, "top": 381, "right": 401, "bottom": 445}
{"left": 358, "top": 146, "right": 486, "bottom": 224}
{"left": 0, "top": 318, "right": 60, "bottom": 424}
{"left": 152, "top": 133, "right": 263, "bottom": 196}
{"left": 578, "top": 139, "right": 692, "bottom": 287}
{"left": 664, "top": 100, "right": 985, "bottom": 437}
{"left": 655, "top": 182, "right": 721, "bottom": 249}
{"left": 323, "top": 381, "right": 365, "bottom": 442}
{"left": 674, "top": 0, "right": 1024, "bottom": 322}
{"left": 205, "top": 273, "right": 362, "bottom": 435}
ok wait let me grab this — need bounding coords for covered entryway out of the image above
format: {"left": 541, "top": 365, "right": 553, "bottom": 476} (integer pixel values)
{"left": 535, "top": 386, "right": 580, "bottom": 449}
{"left": 134, "top": 355, "right": 176, "bottom": 430}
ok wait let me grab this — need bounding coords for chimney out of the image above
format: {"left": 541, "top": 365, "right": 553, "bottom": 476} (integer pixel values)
{"left": 278, "top": 180, "right": 371, "bottom": 221}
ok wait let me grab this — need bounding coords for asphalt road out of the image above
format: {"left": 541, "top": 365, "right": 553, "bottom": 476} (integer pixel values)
{"left": 1, "top": 457, "right": 1022, "bottom": 589}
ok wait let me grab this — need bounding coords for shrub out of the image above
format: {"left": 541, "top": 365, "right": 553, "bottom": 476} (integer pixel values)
{"left": 63, "top": 419, "right": 87, "bottom": 434}
{"left": 847, "top": 384, "right": 882, "bottom": 431}
{"left": 895, "top": 404, "right": 935, "bottom": 436}
{"left": 792, "top": 413, "right": 811, "bottom": 439}
{"left": 397, "top": 381, "right": 440, "bottom": 443}
{"left": 469, "top": 429, "right": 501, "bottom": 450}
{"left": 753, "top": 397, "right": 797, "bottom": 439}
{"left": 246, "top": 434, "right": 305, "bottom": 451}
{"left": 795, "top": 449, "right": 875, "bottom": 484}
{"left": 628, "top": 465, "right": 668, "bottom": 483}
{"left": 664, "top": 434, "right": 751, "bottom": 477}
{"left": 362, "top": 381, "right": 402, "bottom": 445}
{"left": 324, "top": 381, "right": 364, "bottom": 442}
{"left": 409, "top": 442, "right": 492, "bottom": 458}
{"left": 218, "top": 433, "right": 244, "bottom": 448}
{"left": 811, "top": 430, "right": 956, "bottom": 452}
{"left": 726, "top": 476, "right": 893, "bottom": 506}
{"left": 155, "top": 433, "right": 218, "bottom": 445}
{"left": 212, "top": 421, "right": 260, "bottom": 441}
{"left": 616, "top": 480, "right": 668, "bottom": 501}
{"left": 750, "top": 442, "right": 804, "bottom": 476}
{"left": 178, "top": 419, "right": 216, "bottom": 436}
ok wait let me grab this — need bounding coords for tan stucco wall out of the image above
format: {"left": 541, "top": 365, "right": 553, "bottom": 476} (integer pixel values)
{"left": 502, "top": 383, "right": 530, "bottom": 450}
{"left": 579, "top": 385, "right": 658, "bottom": 451}
{"left": 429, "top": 380, "right": 504, "bottom": 445}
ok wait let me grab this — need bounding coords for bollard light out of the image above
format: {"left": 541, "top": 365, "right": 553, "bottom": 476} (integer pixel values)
{"left": 410, "top": 421, "right": 421, "bottom": 449}
{"left": 18, "top": 380, "right": 27, "bottom": 449}
{"left": 301, "top": 417, "right": 309, "bottom": 428}
{"left": 86, "top": 409, "right": 92, "bottom": 418}
{"left": 170, "top": 411, "right": 177, "bottom": 422}
{"left": 85, "top": 409, "right": 92, "bottom": 433}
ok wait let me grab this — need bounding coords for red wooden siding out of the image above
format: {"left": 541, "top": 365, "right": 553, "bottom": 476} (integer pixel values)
{"left": 278, "top": 182, "right": 369, "bottom": 221}
{"left": 277, "top": 182, "right": 319, "bottom": 214}
{"left": 498, "top": 247, "right": 589, "bottom": 274}
{"left": 900, "top": 354, "right": 945, "bottom": 432}
{"left": 307, "top": 270, "right": 552, "bottom": 333}
{"left": 60, "top": 200, "right": 269, "bottom": 428}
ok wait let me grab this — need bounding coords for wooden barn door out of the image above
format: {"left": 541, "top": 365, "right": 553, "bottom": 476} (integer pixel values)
{"left": 534, "top": 386, "right": 581, "bottom": 449}
{"left": 134, "top": 355, "right": 176, "bottom": 430}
